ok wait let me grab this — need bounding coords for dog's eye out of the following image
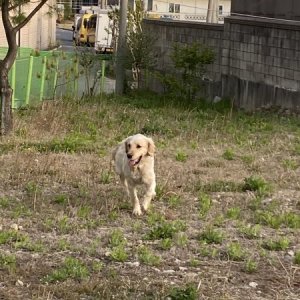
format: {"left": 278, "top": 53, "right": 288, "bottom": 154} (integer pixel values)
{"left": 136, "top": 144, "right": 141, "bottom": 148}
{"left": 127, "top": 143, "right": 131, "bottom": 149}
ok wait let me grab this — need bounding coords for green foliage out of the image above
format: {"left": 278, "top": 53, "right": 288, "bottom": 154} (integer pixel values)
{"left": 0, "top": 253, "right": 17, "bottom": 271}
{"left": 243, "top": 176, "right": 272, "bottom": 196}
{"left": 146, "top": 220, "right": 186, "bottom": 240}
{"left": 198, "top": 192, "right": 212, "bottom": 218}
{"left": 159, "top": 238, "right": 173, "bottom": 250}
{"left": 197, "top": 180, "right": 242, "bottom": 193}
{"left": 99, "top": 170, "right": 113, "bottom": 184}
{"left": 53, "top": 194, "right": 68, "bottom": 205}
{"left": 227, "top": 242, "right": 246, "bottom": 261}
{"left": 138, "top": 245, "right": 160, "bottom": 266}
{"left": 44, "top": 257, "right": 89, "bottom": 283}
{"left": 168, "top": 284, "right": 198, "bottom": 300}
{"left": 244, "top": 259, "right": 258, "bottom": 273}
{"left": 109, "top": 229, "right": 126, "bottom": 247}
{"left": 198, "top": 227, "right": 224, "bottom": 244}
{"left": 238, "top": 224, "right": 261, "bottom": 239}
{"left": 222, "top": 149, "right": 235, "bottom": 160}
{"left": 157, "top": 42, "right": 215, "bottom": 101}
{"left": 262, "top": 237, "right": 290, "bottom": 251}
{"left": 294, "top": 251, "right": 300, "bottom": 265}
{"left": 0, "top": 230, "right": 24, "bottom": 245}
{"left": 110, "top": 245, "right": 128, "bottom": 262}
{"left": 226, "top": 207, "right": 241, "bottom": 220}
{"left": 175, "top": 151, "right": 188, "bottom": 162}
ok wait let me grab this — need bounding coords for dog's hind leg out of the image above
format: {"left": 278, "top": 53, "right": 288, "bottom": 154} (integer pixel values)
{"left": 128, "top": 185, "right": 142, "bottom": 216}
{"left": 120, "top": 175, "right": 130, "bottom": 197}
{"left": 142, "top": 180, "right": 156, "bottom": 212}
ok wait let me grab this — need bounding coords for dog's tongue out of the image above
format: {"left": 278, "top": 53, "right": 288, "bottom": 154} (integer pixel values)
{"left": 129, "top": 159, "right": 137, "bottom": 166}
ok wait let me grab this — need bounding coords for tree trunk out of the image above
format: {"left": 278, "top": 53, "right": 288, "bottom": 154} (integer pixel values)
{"left": 0, "top": 65, "right": 13, "bottom": 135}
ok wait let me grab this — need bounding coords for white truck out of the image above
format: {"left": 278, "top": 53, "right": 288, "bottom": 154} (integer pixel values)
{"left": 94, "top": 10, "right": 114, "bottom": 54}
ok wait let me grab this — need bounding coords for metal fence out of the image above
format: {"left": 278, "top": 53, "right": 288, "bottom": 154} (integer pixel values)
{"left": 0, "top": 47, "right": 112, "bottom": 109}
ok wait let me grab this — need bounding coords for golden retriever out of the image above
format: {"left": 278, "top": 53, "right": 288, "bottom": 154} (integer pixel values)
{"left": 112, "top": 134, "right": 156, "bottom": 215}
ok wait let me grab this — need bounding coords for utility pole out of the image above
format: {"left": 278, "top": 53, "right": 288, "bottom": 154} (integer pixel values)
{"left": 115, "top": 0, "right": 128, "bottom": 95}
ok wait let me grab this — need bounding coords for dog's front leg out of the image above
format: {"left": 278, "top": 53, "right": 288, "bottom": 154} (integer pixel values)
{"left": 128, "top": 185, "right": 142, "bottom": 216}
{"left": 142, "top": 180, "right": 156, "bottom": 212}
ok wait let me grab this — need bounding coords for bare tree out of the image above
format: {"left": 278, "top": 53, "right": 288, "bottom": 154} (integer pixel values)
{"left": 0, "top": 0, "right": 48, "bottom": 135}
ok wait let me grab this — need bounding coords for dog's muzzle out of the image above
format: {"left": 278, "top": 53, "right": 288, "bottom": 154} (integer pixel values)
{"left": 128, "top": 155, "right": 142, "bottom": 167}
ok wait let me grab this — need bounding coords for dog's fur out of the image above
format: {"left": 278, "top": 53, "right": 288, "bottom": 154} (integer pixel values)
{"left": 112, "top": 134, "right": 156, "bottom": 215}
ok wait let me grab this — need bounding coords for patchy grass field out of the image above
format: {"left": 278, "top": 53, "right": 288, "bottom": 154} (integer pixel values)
{"left": 0, "top": 94, "right": 299, "bottom": 299}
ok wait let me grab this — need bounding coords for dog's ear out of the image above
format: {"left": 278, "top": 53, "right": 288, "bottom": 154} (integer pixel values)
{"left": 147, "top": 138, "right": 155, "bottom": 156}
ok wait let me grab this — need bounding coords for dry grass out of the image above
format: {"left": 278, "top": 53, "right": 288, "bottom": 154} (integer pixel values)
{"left": 0, "top": 94, "right": 299, "bottom": 299}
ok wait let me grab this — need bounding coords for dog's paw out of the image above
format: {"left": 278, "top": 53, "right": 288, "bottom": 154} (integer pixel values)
{"left": 132, "top": 206, "right": 142, "bottom": 216}
{"left": 142, "top": 202, "right": 150, "bottom": 212}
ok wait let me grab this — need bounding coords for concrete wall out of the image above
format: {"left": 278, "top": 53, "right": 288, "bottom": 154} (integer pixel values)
{"left": 231, "top": 0, "right": 300, "bottom": 21}
{"left": 144, "top": 19, "right": 224, "bottom": 99}
{"left": 0, "top": 0, "right": 56, "bottom": 50}
{"left": 144, "top": 16, "right": 300, "bottom": 111}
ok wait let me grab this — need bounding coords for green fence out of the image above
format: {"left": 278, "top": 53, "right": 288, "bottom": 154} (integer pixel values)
{"left": 0, "top": 47, "right": 111, "bottom": 109}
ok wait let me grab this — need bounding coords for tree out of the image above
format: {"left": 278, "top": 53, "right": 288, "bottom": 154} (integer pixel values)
{"left": 0, "top": 0, "right": 48, "bottom": 135}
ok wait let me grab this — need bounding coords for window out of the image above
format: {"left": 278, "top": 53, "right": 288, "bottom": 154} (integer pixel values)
{"left": 219, "top": 5, "right": 223, "bottom": 15}
{"left": 175, "top": 4, "right": 180, "bottom": 13}
{"left": 169, "top": 3, "right": 180, "bottom": 13}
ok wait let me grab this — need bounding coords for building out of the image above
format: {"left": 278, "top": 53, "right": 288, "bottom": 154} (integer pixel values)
{"left": 0, "top": 0, "right": 56, "bottom": 50}
{"left": 146, "top": 0, "right": 231, "bottom": 23}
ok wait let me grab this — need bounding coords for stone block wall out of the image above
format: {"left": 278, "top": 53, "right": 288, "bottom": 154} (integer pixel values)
{"left": 222, "top": 16, "right": 300, "bottom": 110}
{"left": 143, "top": 19, "right": 224, "bottom": 98}
{"left": 144, "top": 16, "right": 300, "bottom": 111}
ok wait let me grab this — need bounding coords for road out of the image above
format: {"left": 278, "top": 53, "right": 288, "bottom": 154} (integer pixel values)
{"left": 56, "top": 27, "right": 74, "bottom": 51}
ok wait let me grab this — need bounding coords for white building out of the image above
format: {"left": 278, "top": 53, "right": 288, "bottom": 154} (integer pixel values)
{"left": 0, "top": 0, "right": 56, "bottom": 50}
{"left": 146, "top": 0, "right": 231, "bottom": 23}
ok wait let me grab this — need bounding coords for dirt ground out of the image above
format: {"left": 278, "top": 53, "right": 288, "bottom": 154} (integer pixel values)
{"left": 0, "top": 96, "right": 299, "bottom": 299}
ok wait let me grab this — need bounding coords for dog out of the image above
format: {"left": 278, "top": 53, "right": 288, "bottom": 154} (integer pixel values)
{"left": 112, "top": 134, "right": 156, "bottom": 215}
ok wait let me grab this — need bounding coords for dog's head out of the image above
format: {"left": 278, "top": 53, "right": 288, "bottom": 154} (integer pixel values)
{"left": 125, "top": 134, "right": 155, "bottom": 167}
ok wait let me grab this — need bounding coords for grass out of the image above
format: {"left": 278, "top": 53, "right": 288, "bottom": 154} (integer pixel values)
{"left": 0, "top": 93, "right": 299, "bottom": 298}
{"left": 198, "top": 227, "right": 224, "bottom": 244}
{"left": 227, "top": 242, "right": 246, "bottom": 261}
{"left": 44, "top": 257, "right": 89, "bottom": 283}
{"left": 138, "top": 245, "right": 161, "bottom": 266}
{"left": 262, "top": 237, "right": 290, "bottom": 251}
{"left": 168, "top": 284, "right": 198, "bottom": 300}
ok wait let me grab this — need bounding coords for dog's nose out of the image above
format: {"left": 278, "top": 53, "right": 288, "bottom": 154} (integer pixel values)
{"left": 127, "top": 154, "right": 132, "bottom": 159}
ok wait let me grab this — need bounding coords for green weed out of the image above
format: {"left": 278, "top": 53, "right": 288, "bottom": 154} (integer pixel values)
{"left": 244, "top": 259, "right": 258, "bottom": 273}
{"left": 226, "top": 207, "right": 241, "bottom": 220}
{"left": 109, "top": 229, "right": 126, "bottom": 247}
{"left": 168, "top": 284, "right": 198, "bottom": 300}
{"left": 238, "top": 224, "right": 261, "bottom": 239}
{"left": 99, "top": 170, "right": 113, "bottom": 184}
{"left": 262, "top": 237, "right": 290, "bottom": 251}
{"left": 198, "top": 227, "right": 224, "bottom": 244}
{"left": 44, "top": 257, "right": 89, "bottom": 283}
{"left": 159, "top": 238, "right": 173, "bottom": 250}
{"left": 222, "top": 149, "right": 235, "bottom": 160}
{"left": 53, "top": 194, "right": 68, "bottom": 205}
{"left": 294, "top": 251, "right": 300, "bottom": 265}
{"left": 138, "top": 245, "right": 161, "bottom": 266}
{"left": 198, "top": 192, "right": 212, "bottom": 218}
{"left": 0, "top": 253, "right": 17, "bottom": 271}
{"left": 227, "top": 242, "right": 246, "bottom": 261}
{"left": 175, "top": 151, "right": 188, "bottom": 162}
{"left": 243, "top": 175, "right": 272, "bottom": 196}
{"left": 110, "top": 245, "right": 128, "bottom": 262}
